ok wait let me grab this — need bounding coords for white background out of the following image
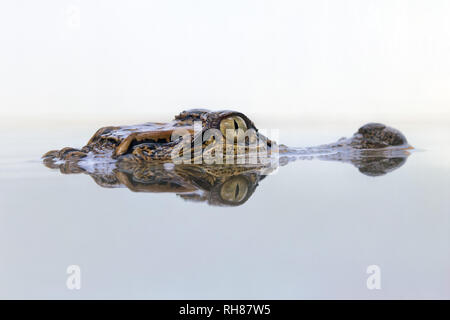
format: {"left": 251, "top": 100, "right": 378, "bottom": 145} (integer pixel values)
{"left": 1, "top": 0, "right": 450, "bottom": 123}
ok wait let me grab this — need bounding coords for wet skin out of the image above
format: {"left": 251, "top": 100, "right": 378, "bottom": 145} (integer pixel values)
{"left": 42, "top": 109, "right": 413, "bottom": 206}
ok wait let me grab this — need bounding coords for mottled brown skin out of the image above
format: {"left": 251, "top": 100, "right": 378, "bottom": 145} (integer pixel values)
{"left": 42, "top": 109, "right": 412, "bottom": 206}
{"left": 43, "top": 109, "right": 269, "bottom": 165}
{"left": 350, "top": 123, "right": 408, "bottom": 149}
{"left": 43, "top": 110, "right": 408, "bottom": 164}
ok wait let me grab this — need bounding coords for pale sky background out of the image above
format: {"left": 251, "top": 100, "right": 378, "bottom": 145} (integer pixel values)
{"left": 1, "top": 0, "right": 449, "bottom": 124}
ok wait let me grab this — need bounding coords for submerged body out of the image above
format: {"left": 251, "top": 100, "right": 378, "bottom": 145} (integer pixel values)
{"left": 42, "top": 109, "right": 412, "bottom": 206}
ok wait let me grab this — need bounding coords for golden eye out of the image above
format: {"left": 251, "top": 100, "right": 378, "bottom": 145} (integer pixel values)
{"left": 219, "top": 176, "right": 249, "bottom": 203}
{"left": 219, "top": 116, "right": 248, "bottom": 137}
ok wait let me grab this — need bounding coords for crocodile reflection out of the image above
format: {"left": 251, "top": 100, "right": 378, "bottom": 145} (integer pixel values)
{"left": 42, "top": 109, "right": 412, "bottom": 206}
{"left": 43, "top": 144, "right": 411, "bottom": 207}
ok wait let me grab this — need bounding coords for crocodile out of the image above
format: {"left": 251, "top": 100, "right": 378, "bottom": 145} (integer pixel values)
{"left": 42, "top": 109, "right": 413, "bottom": 206}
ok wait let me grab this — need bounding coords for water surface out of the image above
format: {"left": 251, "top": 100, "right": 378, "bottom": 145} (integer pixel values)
{"left": 0, "top": 120, "right": 449, "bottom": 299}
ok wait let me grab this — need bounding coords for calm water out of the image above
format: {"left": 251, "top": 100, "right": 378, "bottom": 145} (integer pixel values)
{"left": 0, "top": 120, "right": 449, "bottom": 299}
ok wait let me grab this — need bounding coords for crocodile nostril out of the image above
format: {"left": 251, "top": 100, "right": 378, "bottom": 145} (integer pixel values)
{"left": 352, "top": 123, "right": 409, "bottom": 149}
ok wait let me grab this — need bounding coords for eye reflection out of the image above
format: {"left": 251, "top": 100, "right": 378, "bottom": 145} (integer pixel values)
{"left": 219, "top": 176, "right": 249, "bottom": 203}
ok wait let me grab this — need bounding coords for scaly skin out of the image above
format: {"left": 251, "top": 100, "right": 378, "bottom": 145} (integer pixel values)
{"left": 43, "top": 109, "right": 269, "bottom": 164}
{"left": 42, "top": 109, "right": 413, "bottom": 206}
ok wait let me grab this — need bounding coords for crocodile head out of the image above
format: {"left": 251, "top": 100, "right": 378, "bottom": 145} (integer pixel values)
{"left": 42, "top": 109, "right": 413, "bottom": 206}
{"left": 42, "top": 110, "right": 411, "bottom": 167}
{"left": 43, "top": 109, "right": 274, "bottom": 166}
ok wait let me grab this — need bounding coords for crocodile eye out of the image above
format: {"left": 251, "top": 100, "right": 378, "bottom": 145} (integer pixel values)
{"left": 219, "top": 116, "right": 247, "bottom": 137}
{"left": 219, "top": 176, "right": 249, "bottom": 203}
